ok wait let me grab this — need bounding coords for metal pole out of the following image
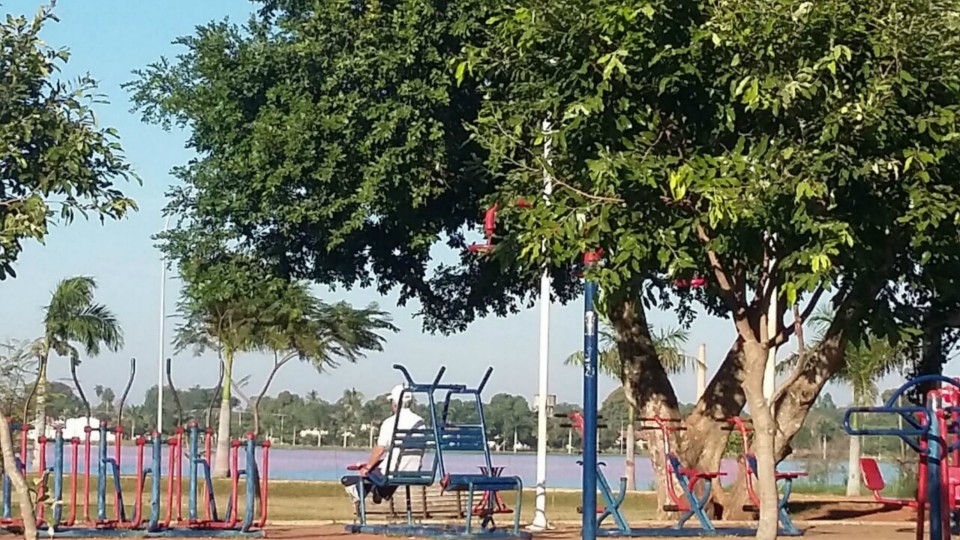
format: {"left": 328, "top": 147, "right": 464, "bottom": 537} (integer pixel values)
{"left": 582, "top": 251, "right": 600, "bottom": 540}
{"left": 532, "top": 117, "right": 553, "bottom": 531}
{"left": 157, "top": 215, "right": 170, "bottom": 433}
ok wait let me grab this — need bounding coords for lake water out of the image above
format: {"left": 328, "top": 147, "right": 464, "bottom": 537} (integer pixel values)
{"left": 34, "top": 445, "right": 897, "bottom": 489}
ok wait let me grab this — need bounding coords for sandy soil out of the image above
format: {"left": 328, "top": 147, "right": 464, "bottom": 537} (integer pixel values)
{"left": 264, "top": 522, "right": 919, "bottom": 540}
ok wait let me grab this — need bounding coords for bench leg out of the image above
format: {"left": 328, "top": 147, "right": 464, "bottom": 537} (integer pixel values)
{"left": 778, "top": 479, "right": 800, "bottom": 535}
{"left": 480, "top": 486, "right": 495, "bottom": 531}
{"left": 465, "top": 485, "right": 475, "bottom": 535}
{"left": 595, "top": 467, "right": 629, "bottom": 532}
{"left": 404, "top": 485, "right": 413, "bottom": 526}
{"left": 675, "top": 476, "right": 716, "bottom": 533}
{"left": 357, "top": 481, "right": 367, "bottom": 525}
{"left": 513, "top": 480, "right": 522, "bottom": 534}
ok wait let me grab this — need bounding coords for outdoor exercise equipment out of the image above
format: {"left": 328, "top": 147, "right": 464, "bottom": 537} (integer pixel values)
{"left": 343, "top": 364, "right": 529, "bottom": 540}
{"left": 579, "top": 414, "right": 782, "bottom": 537}
{"left": 722, "top": 417, "right": 806, "bottom": 535}
{"left": 1, "top": 358, "right": 271, "bottom": 537}
{"left": 860, "top": 457, "right": 926, "bottom": 508}
{"left": 578, "top": 250, "right": 795, "bottom": 538}
{"left": 844, "top": 374, "right": 960, "bottom": 540}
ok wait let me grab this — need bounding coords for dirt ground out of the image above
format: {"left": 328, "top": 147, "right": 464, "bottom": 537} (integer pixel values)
{"left": 264, "top": 522, "right": 918, "bottom": 540}
{"left": 260, "top": 500, "right": 922, "bottom": 540}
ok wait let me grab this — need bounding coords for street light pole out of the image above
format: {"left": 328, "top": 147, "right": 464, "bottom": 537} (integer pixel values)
{"left": 157, "top": 215, "right": 170, "bottom": 433}
{"left": 532, "top": 117, "right": 553, "bottom": 531}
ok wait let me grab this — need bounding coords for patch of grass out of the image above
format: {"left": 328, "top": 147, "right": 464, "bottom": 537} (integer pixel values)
{"left": 11, "top": 474, "right": 863, "bottom": 525}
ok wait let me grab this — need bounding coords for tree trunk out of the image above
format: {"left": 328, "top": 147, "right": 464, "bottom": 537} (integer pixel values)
{"left": 610, "top": 298, "right": 681, "bottom": 517}
{"left": 772, "top": 328, "right": 847, "bottom": 462}
{"left": 846, "top": 391, "right": 861, "bottom": 496}
{"left": 31, "top": 358, "right": 48, "bottom": 472}
{"left": 680, "top": 339, "right": 747, "bottom": 514}
{"left": 741, "top": 340, "right": 779, "bottom": 540}
{"left": 846, "top": 427, "right": 861, "bottom": 496}
{"left": 1, "top": 415, "right": 38, "bottom": 540}
{"left": 917, "top": 322, "right": 945, "bottom": 399}
{"left": 213, "top": 351, "right": 234, "bottom": 478}
{"left": 625, "top": 406, "right": 636, "bottom": 491}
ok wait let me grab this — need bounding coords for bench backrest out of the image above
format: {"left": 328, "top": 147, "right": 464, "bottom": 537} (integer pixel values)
{"left": 382, "top": 423, "right": 437, "bottom": 485}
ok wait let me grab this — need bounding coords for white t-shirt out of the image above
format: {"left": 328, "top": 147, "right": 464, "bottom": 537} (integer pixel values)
{"left": 377, "top": 408, "right": 425, "bottom": 473}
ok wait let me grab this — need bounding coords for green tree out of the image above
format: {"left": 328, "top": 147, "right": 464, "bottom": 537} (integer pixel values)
{"left": 457, "top": 0, "right": 960, "bottom": 531}
{"left": 0, "top": 5, "right": 137, "bottom": 536}
{"left": 30, "top": 276, "right": 123, "bottom": 468}
{"left": 247, "top": 283, "right": 397, "bottom": 435}
{"left": 0, "top": 341, "right": 36, "bottom": 415}
{"left": 484, "top": 394, "right": 535, "bottom": 449}
{"left": 781, "top": 308, "right": 910, "bottom": 495}
{"left": 128, "top": 0, "right": 960, "bottom": 533}
{"left": 335, "top": 389, "right": 364, "bottom": 447}
{"left": 565, "top": 325, "right": 690, "bottom": 491}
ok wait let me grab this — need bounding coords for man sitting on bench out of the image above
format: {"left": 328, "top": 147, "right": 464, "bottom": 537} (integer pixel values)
{"left": 343, "top": 384, "right": 425, "bottom": 504}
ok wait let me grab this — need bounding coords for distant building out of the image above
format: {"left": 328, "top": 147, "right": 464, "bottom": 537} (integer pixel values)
{"left": 28, "top": 418, "right": 116, "bottom": 443}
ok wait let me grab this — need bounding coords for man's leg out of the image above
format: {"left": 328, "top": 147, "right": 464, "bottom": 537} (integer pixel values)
{"left": 344, "top": 479, "right": 376, "bottom": 502}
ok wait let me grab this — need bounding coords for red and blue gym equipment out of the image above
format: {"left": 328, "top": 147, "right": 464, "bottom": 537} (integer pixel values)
{"left": 1, "top": 358, "right": 271, "bottom": 537}
{"left": 722, "top": 417, "right": 806, "bottom": 535}
{"left": 844, "top": 374, "right": 960, "bottom": 540}
{"left": 343, "top": 364, "right": 528, "bottom": 539}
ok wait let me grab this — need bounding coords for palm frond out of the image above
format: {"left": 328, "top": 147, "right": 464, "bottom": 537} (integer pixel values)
{"left": 564, "top": 324, "right": 690, "bottom": 377}
{"left": 43, "top": 276, "right": 123, "bottom": 362}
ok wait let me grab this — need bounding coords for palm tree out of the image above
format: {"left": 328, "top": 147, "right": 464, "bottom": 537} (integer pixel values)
{"left": 565, "top": 324, "right": 692, "bottom": 490}
{"left": 176, "top": 281, "right": 397, "bottom": 476}
{"left": 28, "top": 276, "right": 122, "bottom": 468}
{"left": 174, "top": 294, "right": 264, "bottom": 477}
{"left": 248, "top": 287, "right": 397, "bottom": 435}
{"left": 779, "top": 307, "right": 909, "bottom": 495}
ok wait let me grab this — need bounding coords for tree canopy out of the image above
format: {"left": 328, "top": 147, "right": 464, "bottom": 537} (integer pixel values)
{"left": 130, "top": 0, "right": 960, "bottom": 532}
{"left": 1, "top": 5, "right": 138, "bottom": 280}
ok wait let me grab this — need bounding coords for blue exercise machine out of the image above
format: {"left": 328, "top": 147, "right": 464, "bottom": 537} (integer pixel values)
{"left": 343, "top": 364, "right": 529, "bottom": 539}
{"left": 845, "top": 374, "right": 960, "bottom": 540}
{"left": 578, "top": 251, "right": 802, "bottom": 538}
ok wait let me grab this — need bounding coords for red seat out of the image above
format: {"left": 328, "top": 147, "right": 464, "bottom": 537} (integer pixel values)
{"left": 860, "top": 457, "right": 919, "bottom": 508}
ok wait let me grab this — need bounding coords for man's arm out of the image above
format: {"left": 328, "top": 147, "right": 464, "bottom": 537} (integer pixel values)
{"left": 361, "top": 446, "right": 386, "bottom": 475}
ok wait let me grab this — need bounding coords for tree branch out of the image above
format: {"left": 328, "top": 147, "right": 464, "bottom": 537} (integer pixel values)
{"left": 249, "top": 352, "right": 295, "bottom": 436}
{"left": 773, "top": 284, "right": 825, "bottom": 346}
{"left": 696, "top": 224, "right": 755, "bottom": 340}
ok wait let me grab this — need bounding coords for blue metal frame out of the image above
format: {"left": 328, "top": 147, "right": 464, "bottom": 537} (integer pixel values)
{"left": 583, "top": 277, "right": 599, "bottom": 540}
{"left": 843, "top": 374, "right": 960, "bottom": 540}
{"left": 345, "top": 364, "right": 529, "bottom": 540}
{"left": 742, "top": 455, "right": 802, "bottom": 536}
{"left": 582, "top": 457, "right": 800, "bottom": 537}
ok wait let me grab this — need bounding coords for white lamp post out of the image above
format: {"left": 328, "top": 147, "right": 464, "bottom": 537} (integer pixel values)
{"left": 360, "top": 423, "right": 377, "bottom": 448}
{"left": 157, "top": 215, "right": 170, "bottom": 433}
{"left": 531, "top": 117, "right": 554, "bottom": 532}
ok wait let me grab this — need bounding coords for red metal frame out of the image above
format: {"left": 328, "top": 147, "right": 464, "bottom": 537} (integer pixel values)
{"left": 470, "top": 466, "right": 513, "bottom": 516}
{"left": 636, "top": 417, "right": 725, "bottom": 512}
{"left": 723, "top": 417, "right": 807, "bottom": 508}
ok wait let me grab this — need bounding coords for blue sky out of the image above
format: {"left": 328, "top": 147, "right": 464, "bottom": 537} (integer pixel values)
{"left": 0, "top": 1, "right": 914, "bottom": 411}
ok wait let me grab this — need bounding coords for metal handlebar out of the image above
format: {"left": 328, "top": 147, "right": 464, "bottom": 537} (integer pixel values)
{"left": 477, "top": 367, "right": 493, "bottom": 394}
{"left": 884, "top": 375, "right": 960, "bottom": 408}
{"left": 844, "top": 406, "right": 930, "bottom": 454}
